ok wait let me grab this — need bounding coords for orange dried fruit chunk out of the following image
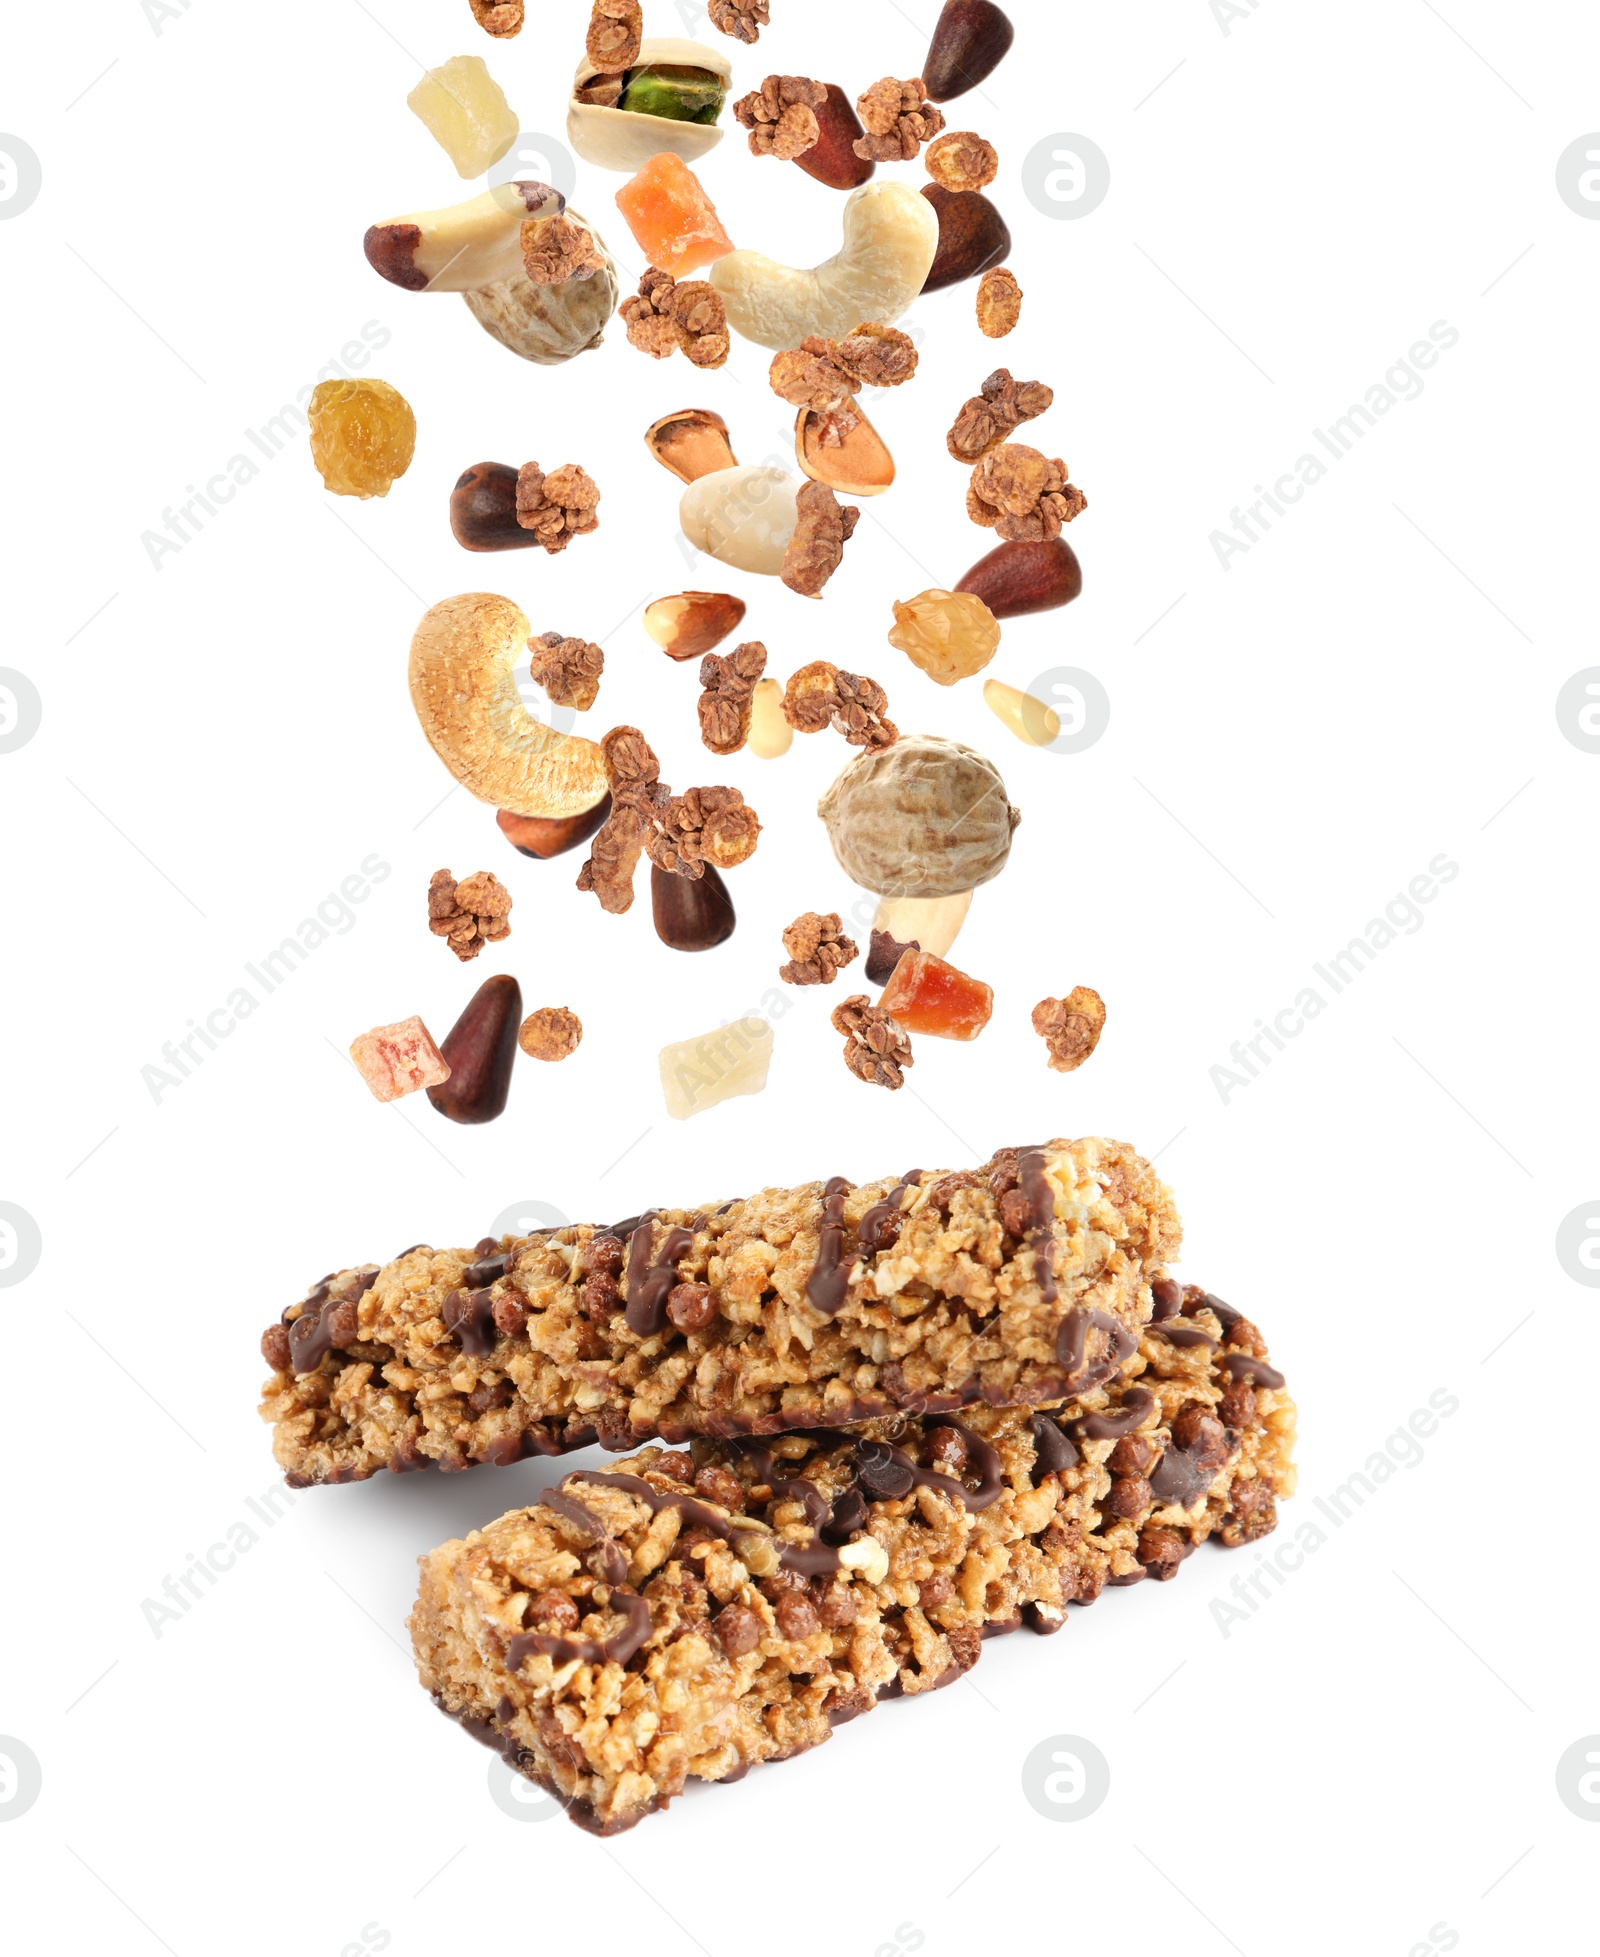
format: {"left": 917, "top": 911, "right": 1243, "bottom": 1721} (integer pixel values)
{"left": 614, "top": 153, "right": 734, "bottom": 277}
{"left": 877, "top": 948, "right": 993, "bottom": 1041}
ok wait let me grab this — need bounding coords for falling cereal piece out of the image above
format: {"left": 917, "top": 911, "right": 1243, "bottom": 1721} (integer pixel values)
{"left": 748, "top": 678, "right": 793, "bottom": 758}
{"left": 349, "top": 1017, "right": 451, "bottom": 1102}
{"left": 877, "top": 948, "right": 993, "bottom": 1040}
{"left": 519, "top": 1007, "right": 583, "bottom": 1061}
{"left": 407, "top": 56, "right": 520, "bottom": 178}
{"left": 659, "top": 1016, "right": 773, "bottom": 1119}
{"left": 1032, "top": 987, "right": 1106, "bottom": 1072}
{"left": 615, "top": 152, "right": 735, "bottom": 276}
{"left": 976, "top": 266, "right": 1022, "bottom": 338}
{"left": 872, "top": 889, "right": 972, "bottom": 962}
{"left": 984, "top": 677, "right": 1060, "bottom": 747}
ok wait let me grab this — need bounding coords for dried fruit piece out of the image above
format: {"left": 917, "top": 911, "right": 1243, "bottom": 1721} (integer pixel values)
{"left": 864, "top": 926, "right": 919, "bottom": 985}
{"left": 956, "top": 537, "right": 1083, "bottom": 618}
{"left": 782, "top": 480, "right": 860, "bottom": 598}
{"left": 854, "top": 77, "right": 946, "bottom": 163}
{"left": 349, "top": 1017, "right": 450, "bottom": 1103}
{"left": 519, "top": 1007, "right": 583, "bottom": 1061}
{"left": 947, "top": 369, "right": 1053, "bottom": 464}
{"left": 926, "top": 131, "right": 998, "bottom": 193}
{"left": 976, "top": 266, "right": 1022, "bottom": 337}
{"left": 779, "top": 912, "right": 859, "bottom": 986}
{"left": 428, "top": 868, "right": 513, "bottom": 962}
{"left": 680, "top": 464, "right": 800, "bottom": 574}
{"left": 429, "top": 974, "right": 523, "bottom": 1123}
{"left": 588, "top": 0, "right": 642, "bottom": 72}
{"left": 924, "top": 0, "right": 1015, "bottom": 102}
{"left": 967, "top": 445, "right": 1086, "bottom": 543}
{"left": 819, "top": 734, "right": 1018, "bottom": 897}
{"left": 516, "top": 462, "right": 601, "bottom": 552}
{"left": 921, "top": 184, "right": 1010, "bottom": 292}
{"left": 648, "top": 408, "right": 738, "bottom": 484}
{"left": 470, "top": 0, "right": 523, "bottom": 37}
{"left": 660, "top": 1016, "right": 772, "bottom": 1119}
{"left": 707, "top": 0, "right": 767, "bottom": 41}
{"left": 1033, "top": 988, "right": 1107, "bottom": 1072}
{"left": 734, "top": 75, "right": 826, "bottom": 159}
{"left": 878, "top": 948, "right": 993, "bottom": 1041}
{"left": 652, "top": 861, "right": 735, "bottom": 951}
{"left": 748, "top": 678, "right": 792, "bottom": 759}
{"left": 984, "top": 678, "right": 1060, "bottom": 747}
{"left": 528, "top": 633, "right": 604, "bottom": 711}
{"left": 643, "top": 591, "right": 745, "bottom": 660}
{"left": 831, "top": 994, "right": 912, "bottom": 1090}
{"left": 698, "top": 641, "right": 767, "bottom": 754}
{"left": 408, "top": 56, "right": 519, "bottom": 178}
{"left": 797, "top": 84, "right": 875, "bottom": 191}
{"left": 888, "top": 589, "right": 1001, "bottom": 685}
{"left": 873, "top": 890, "right": 971, "bottom": 961}
{"left": 614, "top": 152, "right": 734, "bottom": 277}
{"left": 308, "top": 379, "right": 416, "bottom": 500}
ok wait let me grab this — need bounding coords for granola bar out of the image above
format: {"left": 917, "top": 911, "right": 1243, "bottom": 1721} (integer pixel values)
{"left": 411, "top": 1292, "right": 1295, "bottom": 1833}
{"left": 260, "top": 1138, "right": 1179, "bottom": 1485}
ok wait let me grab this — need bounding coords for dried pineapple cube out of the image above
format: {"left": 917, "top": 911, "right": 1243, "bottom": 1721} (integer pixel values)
{"left": 408, "top": 56, "right": 519, "bottom": 179}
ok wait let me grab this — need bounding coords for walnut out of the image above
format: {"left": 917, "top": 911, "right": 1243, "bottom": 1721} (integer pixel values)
{"left": 831, "top": 994, "right": 913, "bottom": 1090}
{"left": 925, "top": 130, "right": 999, "bottom": 192}
{"left": 781, "top": 480, "right": 860, "bottom": 599}
{"left": 946, "top": 370, "right": 1054, "bottom": 464}
{"left": 976, "top": 267, "right": 1022, "bottom": 339}
{"left": 734, "top": 75, "right": 825, "bottom": 159}
{"left": 522, "top": 213, "right": 605, "bottom": 285}
{"left": 1032, "top": 987, "right": 1106, "bottom": 1072}
{"left": 708, "top": 0, "right": 767, "bottom": 42}
{"left": 651, "top": 786, "right": 761, "bottom": 876}
{"left": 779, "top": 912, "right": 859, "bottom": 987}
{"left": 698, "top": 640, "right": 767, "bottom": 755}
{"left": 853, "top": 77, "right": 945, "bottom": 162}
{"left": 780, "top": 659, "right": 896, "bottom": 749}
{"left": 518, "top": 1007, "right": 583, "bottom": 1062}
{"left": 587, "top": 0, "right": 641, "bottom": 71}
{"left": 516, "top": 462, "right": 601, "bottom": 553}
{"left": 427, "top": 868, "right": 512, "bottom": 962}
{"left": 619, "top": 270, "right": 729, "bottom": 367}
{"left": 469, "top": 0, "right": 523, "bottom": 35}
{"left": 528, "top": 632, "right": 604, "bottom": 711}
{"left": 967, "top": 444, "right": 1086, "bottom": 543}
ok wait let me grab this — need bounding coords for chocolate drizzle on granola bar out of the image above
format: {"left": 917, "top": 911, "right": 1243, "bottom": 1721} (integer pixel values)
{"left": 288, "top": 1268, "right": 379, "bottom": 1373}
{"left": 1055, "top": 1305, "right": 1138, "bottom": 1388}
{"left": 1029, "top": 1413, "right": 1080, "bottom": 1476}
{"left": 1018, "top": 1147, "right": 1059, "bottom": 1303}
{"left": 857, "top": 1173, "right": 920, "bottom": 1255}
{"left": 1077, "top": 1386, "right": 1156, "bottom": 1441}
{"left": 624, "top": 1217, "right": 696, "bottom": 1336}
{"left": 805, "top": 1176, "right": 855, "bottom": 1317}
{"left": 506, "top": 1587, "right": 651, "bottom": 1672}
{"left": 443, "top": 1286, "right": 497, "bottom": 1359}
{"left": 1221, "top": 1352, "right": 1285, "bottom": 1390}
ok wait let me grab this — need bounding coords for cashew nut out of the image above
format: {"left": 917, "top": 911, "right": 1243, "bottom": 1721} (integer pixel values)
{"left": 568, "top": 38, "right": 731, "bottom": 173}
{"left": 709, "top": 180, "right": 939, "bottom": 350}
{"left": 365, "top": 181, "right": 565, "bottom": 292}
{"left": 408, "top": 593, "right": 609, "bottom": 819}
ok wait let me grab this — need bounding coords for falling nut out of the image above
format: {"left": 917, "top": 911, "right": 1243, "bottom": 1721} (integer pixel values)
{"left": 567, "top": 37, "right": 732, "bottom": 174}
{"left": 409, "top": 593, "right": 610, "bottom": 819}
{"left": 643, "top": 591, "right": 746, "bottom": 660}
{"left": 651, "top": 861, "right": 736, "bottom": 951}
{"left": 645, "top": 407, "right": 739, "bottom": 484}
{"left": 747, "top": 678, "right": 792, "bottom": 759}
{"left": 451, "top": 462, "right": 535, "bottom": 552}
{"left": 956, "top": 537, "right": 1083, "bottom": 619}
{"left": 984, "top": 678, "right": 1060, "bottom": 747}
{"left": 873, "top": 889, "right": 971, "bottom": 961}
{"left": 795, "top": 403, "right": 895, "bottom": 497}
{"left": 365, "top": 181, "right": 566, "bottom": 292}
{"left": 497, "top": 799, "right": 613, "bottom": 860}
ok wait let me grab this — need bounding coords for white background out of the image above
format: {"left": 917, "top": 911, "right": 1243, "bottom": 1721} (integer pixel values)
{"left": 3, "top": 0, "right": 1598, "bottom": 1949}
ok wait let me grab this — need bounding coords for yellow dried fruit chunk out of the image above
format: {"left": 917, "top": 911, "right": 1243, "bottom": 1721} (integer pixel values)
{"left": 659, "top": 1017, "right": 773, "bottom": 1119}
{"left": 888, "top": 588, "right": 1001, "bottom": 685}
{"left": 407, "top": 55, "right": 519, "bottom": 178}
{"left": 308, "top": 379, "right": 417, "bottom": 500}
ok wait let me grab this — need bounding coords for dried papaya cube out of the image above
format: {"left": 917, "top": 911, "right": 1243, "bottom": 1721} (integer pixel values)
{"left": 614, "top": 152, "right": 734, "bottom": 277}
{"left": 876, "top": 949, "right": 993, "bottom": 1041}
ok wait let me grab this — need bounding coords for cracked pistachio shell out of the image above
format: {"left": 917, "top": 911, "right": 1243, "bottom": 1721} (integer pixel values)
{"left": 568, "top": 38, "right": 731, "bottom": 172}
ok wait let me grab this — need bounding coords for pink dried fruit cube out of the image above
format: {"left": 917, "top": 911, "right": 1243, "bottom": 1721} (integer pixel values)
{"left": 349, "top": 1016, "right": 451, "bottom": 1102}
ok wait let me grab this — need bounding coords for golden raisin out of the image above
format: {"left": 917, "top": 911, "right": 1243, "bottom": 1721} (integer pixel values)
{"left": 887, "top": 589, "right": 1001, "bottom": 686}
{"left": 308, "top": 379, "right": 417, "bottom": 500}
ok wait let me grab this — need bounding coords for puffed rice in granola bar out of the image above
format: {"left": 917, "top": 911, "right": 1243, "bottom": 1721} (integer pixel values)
{"left": 410, "top": 1293, "right": 1294, "bottom": 1833}
{"left": 259, "top": 1138, "right": 1179, "bottom": 1485}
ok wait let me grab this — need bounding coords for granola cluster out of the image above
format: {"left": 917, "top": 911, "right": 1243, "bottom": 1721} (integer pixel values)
{"left": 854, "top": 76, "right": 945, "bottom": 162}
{"left": 528, "top": 632, "right": 604, "bottom": 712}
{"left": 698, "top": 641, "right": 767, "bottom": 755}
{"left": 782, "top": 481, "right": 860, "bottom": 599}
{"left": 831, "top": 994, "right": 913, "bottom": 1089}
{"left": 587, "top": 0, "right": 641, "bottom": 71}
{"left": 469, "top": 0, "right": 522, "bottom": 36}
{"left": 1033, "top": 988, "right": 1107, "bottom": 1072}
{"left": 925, "top": 130, "right": 999, "bottom": 192}
{"left": 733, "top": 75, "right": 825, "bottom": 159}
{"left": 578, "top": 727, "right": 761, "bottom": 913}
{"left": 947, "top": 369, "right": 1054, "bottom": 464}
{"left": 976, "top": 267, "right": 1023, "bottom": 339}
{"left": 769, "top": 323, "right": 918, "bottom": 441}
{"left": 427, "top": 869, "right": 513, "bottom": 962}
{"left": 708, "top": 0, "right": 767, "bottom": 41}
{"left": 516, "top": 463, "right": 601, "bottom": 553}
{"left": 619, "top": 270, "right": 730, "bottom": 369}
{"left": 518, "top": 1006, "right": 583, "bottom": 1062}
{"left": 522, "top": 214, "right": 606, "bottom": 285}
{"left": 782, "top": 659, "right": 897, "bottom": 750}
{"left": 779, "top": 912, "right": 860, "bottom": 987}
{"left": 967, "top": 444, "right": 1086, "bottom": 543}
